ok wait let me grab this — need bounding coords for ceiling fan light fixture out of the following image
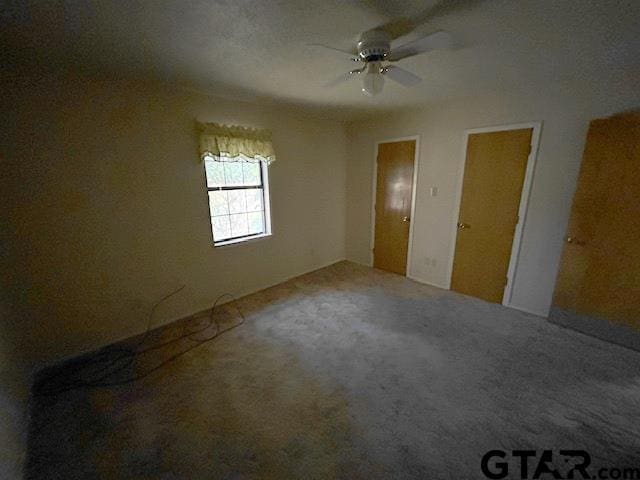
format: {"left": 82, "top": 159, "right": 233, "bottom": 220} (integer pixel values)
{"left": 319, "top": 29, "right": 450, "bottom": 95}
{"left": 361, "top": 62, "right": 384, "bottom": 96}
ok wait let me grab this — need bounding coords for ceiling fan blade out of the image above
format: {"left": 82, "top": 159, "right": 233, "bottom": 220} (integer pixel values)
{"left": 308, "top": 43, "right": 357, "bottom": 57}
{"left": 413, "top": 0, "right": 486, "bottom": 24}
{"left": 388, "top": 30, "right": 453, "bottom": 61}
{"left": 359, "top": 0, "right": 483, "bottom": 42}
{"left": 367, "top": 17, "right": 414, "bottom": 40}
{"left": 383, "top": 65, "right": 422, "bottom": 87}
{"left": 324, "top": 69, "right": 360, "bottom": 88}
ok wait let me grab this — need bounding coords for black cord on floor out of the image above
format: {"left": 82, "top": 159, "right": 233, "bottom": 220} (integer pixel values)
{"left": 34, "top": 289, "right": 246, "bottom": 397}
{"left": 35, "top": 285, "right": 188, "bottom": 390}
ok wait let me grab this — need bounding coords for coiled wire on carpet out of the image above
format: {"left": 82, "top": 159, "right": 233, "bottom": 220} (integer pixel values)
{"left": 35, "top": 287, "right": 246, "bottom": 397}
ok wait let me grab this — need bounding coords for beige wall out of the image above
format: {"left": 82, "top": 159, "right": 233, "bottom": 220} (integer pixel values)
{"left": 1, "top": 168, "right": 30, "bottom": 478}
{"left": 346, "top": 88, "right": 640, "bottom": 317}
{"left": 2, "top": 74, "right": 347, "bottom": 368}
{"left": 0, "top": 340, "right": 29, "bottom": 480}
{"left": 0, "top": 284, "right": 30, "bottom": 479}
{"left": 3, "top": 71, "right": 637, "bottom": 378}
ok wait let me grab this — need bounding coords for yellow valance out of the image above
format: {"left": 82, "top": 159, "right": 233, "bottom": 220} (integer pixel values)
{"left": 197, "top": 122, "right": 276, "bottom": 164}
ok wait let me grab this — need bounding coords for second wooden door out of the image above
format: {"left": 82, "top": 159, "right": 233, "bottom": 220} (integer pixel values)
{"left": 451, "top": 128, "right": 533, "bottom": 303}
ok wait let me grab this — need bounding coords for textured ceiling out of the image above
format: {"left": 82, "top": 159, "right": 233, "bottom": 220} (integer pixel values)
{"left": 2, "top": 0, "right": 639, "bottom": 116}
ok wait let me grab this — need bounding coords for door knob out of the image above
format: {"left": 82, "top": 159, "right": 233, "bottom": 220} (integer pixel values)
{"left": 402, "top": 216, "right": 410, "bottom": 223}
{"left": 457, "top": 222, "right": 470, "bottom": 229}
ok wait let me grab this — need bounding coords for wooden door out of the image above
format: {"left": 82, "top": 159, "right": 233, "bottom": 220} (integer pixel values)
{"left": 451, "top": 128, "right": 533, "bottom": 303}
{"left": 552, "top": 113, "right": 640, "bottom": 329}
{"left": 373, "top": 140, "right": 415, "bottom": 275}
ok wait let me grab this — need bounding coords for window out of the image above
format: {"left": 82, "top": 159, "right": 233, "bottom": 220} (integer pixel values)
{"left": 204, "top": 155, "right": 271, "bottom": 246}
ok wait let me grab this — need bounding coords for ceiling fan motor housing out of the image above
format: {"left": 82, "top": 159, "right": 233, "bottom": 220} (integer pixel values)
{"left": 357, "top": 29, "right": 391, "bottom": 62}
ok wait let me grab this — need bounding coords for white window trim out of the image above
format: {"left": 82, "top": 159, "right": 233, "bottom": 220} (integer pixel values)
{"left": 205, "top": 158, "right": 273, "bottom": 247}
{"left": 214, "top": 232, "right": 272, "bottom": 248}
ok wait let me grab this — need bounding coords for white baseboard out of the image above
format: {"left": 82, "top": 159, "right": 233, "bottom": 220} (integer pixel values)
{"left": 408, "top": 273, "right": 549, "bottom": 319}
{"left": 345, "top": 258, "right": 373, "bottom": 268}
{"left": 148, "top": 256, "right": 349, "bottom": 330}
{"left": 407, "top": 274, "right": 449, "bottom": 290}
{"left": 504, "top": 302, "right": 548, "bottom": 318}
{"left": 42, "top": 257, "right": 348, "bottom": 370}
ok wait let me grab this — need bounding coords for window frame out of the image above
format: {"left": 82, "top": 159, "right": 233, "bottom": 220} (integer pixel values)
{"left": 204, "top": 156, "right": 272, "bottom": 247}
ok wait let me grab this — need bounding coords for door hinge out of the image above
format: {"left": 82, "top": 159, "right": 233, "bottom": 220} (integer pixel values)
{"left": 527, "top": 143, "right": 533, "bottom": 156}
{"left": 505, "top": 276, "right": 509, "bottom": 286}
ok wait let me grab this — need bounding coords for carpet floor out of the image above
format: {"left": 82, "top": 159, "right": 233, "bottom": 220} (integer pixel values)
{"left": 26, "top": 261, "right": 640, "bottom": 479}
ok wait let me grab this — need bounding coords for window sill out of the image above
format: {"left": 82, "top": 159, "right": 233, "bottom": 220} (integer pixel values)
{"left": 214, "top": 233, "right": 272, "bottom": 248}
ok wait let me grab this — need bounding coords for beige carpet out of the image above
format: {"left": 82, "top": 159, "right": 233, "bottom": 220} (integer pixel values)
{"left": 27, "top": 261, "right": 640, "bottom": 479}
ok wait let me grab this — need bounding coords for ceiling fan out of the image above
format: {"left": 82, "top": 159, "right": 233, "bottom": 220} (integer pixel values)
{"left": 314, "top": 28, "right": 453, "bottom": 96}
